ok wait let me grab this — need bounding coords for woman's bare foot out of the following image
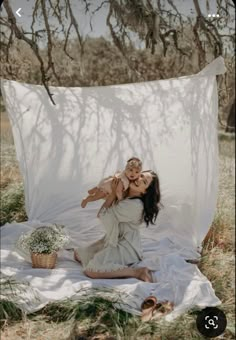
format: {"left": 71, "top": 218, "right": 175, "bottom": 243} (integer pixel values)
{"left": 137, "top": 267, "right": 153, "bottom": 282}
{"left": 81, "top": 198, "right": 88, "bottom": 208}
{"left": 74, "top": 250, "right": 82, "bottom": 263}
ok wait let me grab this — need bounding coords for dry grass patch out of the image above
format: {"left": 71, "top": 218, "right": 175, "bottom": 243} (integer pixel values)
{"left": 202, "top": 217, "right": 234, "bottom": 253}
{"left": 0, "top": 166, "right": 22, "bottom": 191}
{"left": 0, "top": 109, "right": 14, "bottom": 144}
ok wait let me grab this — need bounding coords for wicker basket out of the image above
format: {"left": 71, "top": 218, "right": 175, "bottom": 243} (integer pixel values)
{"left": 31, "top": 252, "right": 57, "bottom": 269}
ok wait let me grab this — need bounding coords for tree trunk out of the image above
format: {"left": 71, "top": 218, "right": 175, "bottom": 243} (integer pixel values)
{"left": 226, "top": 101, "right": 235, "bottom": 133}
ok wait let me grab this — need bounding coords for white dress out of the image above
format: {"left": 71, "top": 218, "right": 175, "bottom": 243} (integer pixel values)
{"left": 75, "top": 198, "right": 144, "bottom": 272}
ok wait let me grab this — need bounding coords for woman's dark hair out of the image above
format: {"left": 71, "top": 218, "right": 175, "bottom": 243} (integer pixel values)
{"left": 131, "top": 170, "right": 161, "bottom": 226}
{"left": 142, "top": 170, "right": 161, "bottom": 226}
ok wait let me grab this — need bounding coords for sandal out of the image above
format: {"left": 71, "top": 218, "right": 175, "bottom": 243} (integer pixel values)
{"left": 152, "top": 300, "right": 174, "bottom": 320}
{"left": 141, "top": 296, "right": 158, "bottom": 321}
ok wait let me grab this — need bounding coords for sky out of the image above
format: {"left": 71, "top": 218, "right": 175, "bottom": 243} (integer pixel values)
{"left": 5, "top": 0, "right": 223, "bottom": 39}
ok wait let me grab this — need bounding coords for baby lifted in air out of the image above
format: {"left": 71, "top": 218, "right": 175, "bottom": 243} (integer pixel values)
{"left": 81, "top": 157, "right": 142, "bottom": 208}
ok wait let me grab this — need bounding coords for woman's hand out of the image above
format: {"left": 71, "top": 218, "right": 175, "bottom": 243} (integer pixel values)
{"left": 97, "top": 178, "right": 121, "bottom": 217}
{"left": 97, "top": 193, "right": 116, "bottom": 217}
{"left": 97, "top": 180, "right": 119, "bottom": 217}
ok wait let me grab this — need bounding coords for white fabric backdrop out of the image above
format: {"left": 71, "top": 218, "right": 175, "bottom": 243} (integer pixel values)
{"left": 0, "top": 57, "right": 226, "bottom": 318}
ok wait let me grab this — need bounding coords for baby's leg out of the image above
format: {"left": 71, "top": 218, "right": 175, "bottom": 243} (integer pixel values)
{"left": 81, "top": 189, "right": 107, "bottom": 208}
{"left": 88, "top": 187, "right": 97, "bottom": 194}
{"left": 116, "top": 180, "right": 124, "bottom": 201}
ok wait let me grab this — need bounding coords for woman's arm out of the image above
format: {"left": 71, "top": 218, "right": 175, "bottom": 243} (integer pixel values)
{"left": 103, "top": 192, "right": 117, "bottom": 208}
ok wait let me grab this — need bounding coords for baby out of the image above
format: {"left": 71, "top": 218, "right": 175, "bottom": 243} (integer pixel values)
{"left": 81, "top": 157, "right": 142, "bottom": 208}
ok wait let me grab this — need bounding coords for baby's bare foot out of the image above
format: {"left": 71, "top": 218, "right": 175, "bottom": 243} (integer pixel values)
{"left": 137, "top": 268, "right": 153, "bottom": 282}
{"left": 81, "top": 199, "right": 88, "bottom": 208}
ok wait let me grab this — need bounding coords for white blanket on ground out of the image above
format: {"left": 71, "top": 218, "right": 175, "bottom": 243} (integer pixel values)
{"left": 0, "top": 57, "right": 226, "bottom": 319}
{"left": 1, "top": 220, "right": 220, "bottom": 320}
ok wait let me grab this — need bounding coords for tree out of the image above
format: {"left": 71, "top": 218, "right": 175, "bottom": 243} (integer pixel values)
{"left": 0, "top": 0, "right": 235, "bottom": 117}
{"left": 226, "top": 101, "right": 235, "bottom": 132}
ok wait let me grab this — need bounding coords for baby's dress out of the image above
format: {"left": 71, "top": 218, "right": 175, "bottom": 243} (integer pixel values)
{"left": 97, "top": 171, "right": 130, "bottom": 195}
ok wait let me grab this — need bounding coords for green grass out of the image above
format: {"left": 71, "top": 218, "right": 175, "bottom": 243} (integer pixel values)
{"left": 0, "top": 183, "right": 27, "bottom": 226}
{"left": 1, "top": 296, "right": 234, "bottom": 339}
{"left": 0, "top": 276, "right": 29, "bottom": 329}
{"left": 0, "top": 301, "right": 23, "bottom": 328}
{"left": 218, "top": 130, "right": 235, "bottom": 142}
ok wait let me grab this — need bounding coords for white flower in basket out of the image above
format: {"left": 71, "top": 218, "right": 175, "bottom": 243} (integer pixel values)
{"left": 16, "top": 224, "right": 70, "bottom": 269}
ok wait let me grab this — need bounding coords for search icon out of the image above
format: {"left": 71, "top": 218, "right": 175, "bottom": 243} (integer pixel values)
{"left": 196, "top": 307, "right": 227, "bottom": 338}
{"left": 208, "top": 319, "right": 215, "bottom": 327}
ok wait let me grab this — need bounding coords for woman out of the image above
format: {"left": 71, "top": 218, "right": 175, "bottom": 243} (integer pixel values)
{"left": 74, "top": 170, "right": 161, "bottom": 282}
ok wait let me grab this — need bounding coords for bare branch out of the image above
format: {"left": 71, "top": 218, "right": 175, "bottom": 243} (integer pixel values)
{"left": 92, "top": 0, "right": 109, "bottom": 15}
{"left": 82, "top": 0, "right": 91, "bottom": 13}
{"left": 3, "top": 0, "right": 56, "bottom": 105}
{"left": 40, "top": 0, "right": 61, "bottom": 84}
{"left": 30, "top": 0, "right": 40, "bottom": 43}
{"left": 64, "top": 23, "right": 74, "bottom": 60}
{"left": 67, "top": 0, "right": 84, "bottom": 50}
{"left": 106, "top": 2, "right": 142, "bottom": 81}
{"left": 48, "top": 0, "right": 66, "bottom": 34}
{"left": 193, "top": 16, "right": 206, "bottom": 67}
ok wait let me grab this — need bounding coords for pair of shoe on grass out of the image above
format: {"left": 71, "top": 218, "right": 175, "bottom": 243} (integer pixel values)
{"left": 141, "top": 296, "right": 174, "bottom": 322}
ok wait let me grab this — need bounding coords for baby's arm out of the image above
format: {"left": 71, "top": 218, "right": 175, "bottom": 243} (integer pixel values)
{"left": 116, "top": 180, "right": 125, "bottom": 201}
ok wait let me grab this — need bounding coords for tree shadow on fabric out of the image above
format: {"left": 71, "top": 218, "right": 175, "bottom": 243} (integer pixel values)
{"left": 2, "top": 58, "right": 223, "bottom": 248}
